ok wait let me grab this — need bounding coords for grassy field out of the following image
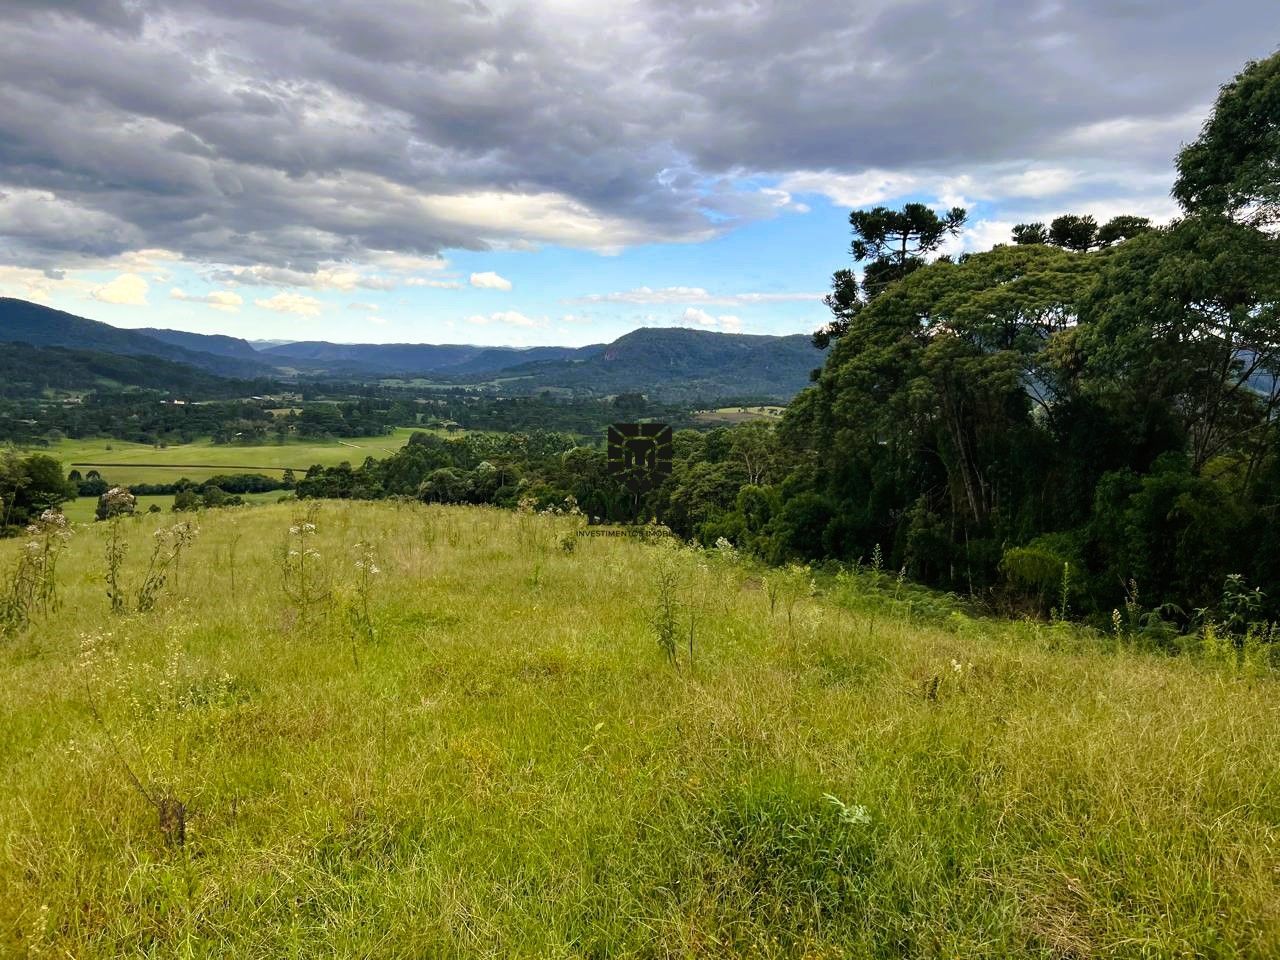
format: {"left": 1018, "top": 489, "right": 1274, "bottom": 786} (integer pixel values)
{"left": 22, "top": 428, "right": 420, "bottom": 486}
{"left": 1, "top": 502, "right": 1277, "bottom": 957}
{"left": 58, "top": 490, "right": 286, "bottom": 523}
{"left": 694, "top": 405, "right": 786, "bottom": 425}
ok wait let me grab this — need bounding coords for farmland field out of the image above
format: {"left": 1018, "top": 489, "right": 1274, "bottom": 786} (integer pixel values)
{"left": 22, "top": 428, "right": 422, "bottom": 487}
{"left": 1, "top": 501, "right": 1276, "bottom": 957}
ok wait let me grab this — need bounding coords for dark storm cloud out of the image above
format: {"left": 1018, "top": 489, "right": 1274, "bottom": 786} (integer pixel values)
{"left": 0, "top": 0, "right": 1276, "bottom": 271}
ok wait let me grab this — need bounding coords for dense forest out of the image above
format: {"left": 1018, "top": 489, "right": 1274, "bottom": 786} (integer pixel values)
{"left": 765, "top": 52, "right": 1280, "bottom": 624}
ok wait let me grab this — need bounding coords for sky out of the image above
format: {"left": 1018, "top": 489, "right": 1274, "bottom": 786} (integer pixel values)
{"left": 1, "top": 1, "right": 1278, "bottom": 348}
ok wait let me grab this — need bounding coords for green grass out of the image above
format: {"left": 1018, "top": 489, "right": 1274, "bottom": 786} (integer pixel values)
{"left": 695, "top": 405, "right": 786, "bottom": 424}
{"left": 1, "top": 502, "right": 1277, "bottom": 957}
{"left": 22, "top": 428, "right": 421, "bottom": 486}
{"left": 58, "top": 490, "right": 287, "bottom": 523}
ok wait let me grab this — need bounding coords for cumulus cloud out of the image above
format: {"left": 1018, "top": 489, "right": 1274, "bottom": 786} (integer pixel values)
{"left": 92, "top": 272, "right": 149, "bottom": 305}
{"left": 0, "top": 0, "right": 1275, "bottom": 278}
{"left": 405, "top": 278, "right": 462, "bottom": 289}
{"left": 680, "top": 307, "right": 742, "bottom": 333}
{"left": 470, "top": 271, "right": 513, "bottom": 291}
{"left": 0, "top": 264, "right": 60, "bottom": 303}
{"left": 254, "top": 292, "right": 323, "bottom": 316}
{"left": 466, "top": 311, "right": 543, "bottom": 328}
{"left": 170, "top": 287, "right": 244, "bottom": 312}
{"left": 781, "top": 163, "right": 1177, "bottom": 218}
{"left": 576, "top": 285, "right": 823, "bottom": 306}
{"left": 211, "top": 264, "right": 398, "bottom": 291}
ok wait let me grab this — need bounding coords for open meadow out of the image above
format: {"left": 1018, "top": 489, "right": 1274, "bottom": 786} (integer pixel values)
{"left": 693, "top": 406, "right": 786, "bottom": 425}
{"left": 1, "top": 501, "right": 1278, "bottom": 957}
{"left": 27, "top": 429, "right": 422, "bottom": 487}
{"left": 57, "top": 491, "right": 286, "bottom": 524}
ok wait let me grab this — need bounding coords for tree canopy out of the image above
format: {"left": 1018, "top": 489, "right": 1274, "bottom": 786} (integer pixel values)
{"left": 1174, "top": 52, "right": 1280, "bottom": 225}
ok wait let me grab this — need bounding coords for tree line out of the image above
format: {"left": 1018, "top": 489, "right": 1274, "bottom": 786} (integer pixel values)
{"left": 753, "top": 52, "right": 1280, "bottom": 626}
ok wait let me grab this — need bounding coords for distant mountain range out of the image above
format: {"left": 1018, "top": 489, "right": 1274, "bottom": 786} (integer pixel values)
{"left": 0, "top": 298, "right": 272, "bottom": 379}
{"left": 0, "top": 297, "right": 822, "bottom": 401}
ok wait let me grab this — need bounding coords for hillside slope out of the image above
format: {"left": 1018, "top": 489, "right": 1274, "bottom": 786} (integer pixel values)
{"left": 0, "top": 299, "right": 271, "bottom": 378}
{"left": 0, "top": 342, "right": 263, "bottom": 397}
{"left": 135, "top": 327, "right": 264, "bottom": 362}
{"left": 492, "top": 327, "right": 822, "bottom": 400}
{"left": 1, "top": 501, "right": 1275, "bottom": 957}
{"left": 258, "top": 340, "right": 582, "bottom": 376}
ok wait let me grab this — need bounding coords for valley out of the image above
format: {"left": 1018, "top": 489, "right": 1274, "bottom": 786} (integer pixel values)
{"left": 1, "top": 20, "right": 1279, "bottom": 955}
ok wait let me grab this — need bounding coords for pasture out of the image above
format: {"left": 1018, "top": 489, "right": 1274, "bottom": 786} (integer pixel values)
{"left": 0, "top": 501, "right": 1276, "bottom": 957}
{"left": 57, "top": 490, "right": 286, "bottom": 523}
{"left": 694, "top": 405, "right": 786, "bottom": 425}
{"left": 24, "top": 429, "right": 420, "bottom": 487}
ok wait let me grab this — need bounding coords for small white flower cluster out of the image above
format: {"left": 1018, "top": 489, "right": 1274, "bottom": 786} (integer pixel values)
{"left": 102, "top": 487, "right": 137, "bottom": 510}
{"left": 21, "top": 510, "right": 73, "bottom": 558}
{"left": 713, "top": 536, "right": 739, "bottom": 562}
{"left": 33, "top": 509, "right": 70, "bottom": 533}
{"left": 77, "top": 630, "right": 125, "bottom": 695}
{"left": 353, "top": 541, "right": 381, "bottom": 576}
{"left": 25, "top": 511, "right": 69, "bottom": 541}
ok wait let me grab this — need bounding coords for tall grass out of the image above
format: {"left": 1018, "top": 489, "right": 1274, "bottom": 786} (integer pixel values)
{"left": 0, "top": 501, "right": 1276, "bottom": 957}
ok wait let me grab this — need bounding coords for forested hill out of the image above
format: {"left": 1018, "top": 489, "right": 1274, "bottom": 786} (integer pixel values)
{"left": 245, "top": 328, "right": 818, "bottom": 399}
{"left": 489, "top": 327, "right": 821, "bottom": 401}
{"left": 255, "top": 340, "right": 584, "bottom": 377}
{"left": 0, "top": 299, "right": 272, "bottom": 379}
{"left": 0, "top": 342, "right": 270, "bottom": 398}
{"left": 135, "top": 327, "right": 264, "bottom": 363}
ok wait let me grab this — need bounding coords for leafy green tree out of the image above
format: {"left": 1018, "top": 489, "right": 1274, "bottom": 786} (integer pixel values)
{"left": 0, "top": 452, "right": 76, "bottom": 529}
{"left": 1096, "top": 215, "right": 1151, "bottom": 246}
{"left": 1047, "top": 214, "right": 1098, "bottom": 252}
{"left": 790, "top": 243, "right": 1101, "bottom": 588}
{"left": 1016, "top": 214, "right": 1149, "bottom": 250}
{"left": 815, "top": 202, "right": 966, "bottom": 348}
{"left": 201, "top": 485, "right": 228, "bottom": 508}
{"left": 1011, "top": 222, "right": 1048, "bottom": 245}
{"left": 814, "top": 268, "right": 862, "bottom": 349}
{"left": 1080, "top": 215, "right": 1280, "bottom": 474}
{"left": 848, "top": 203, "right": 968, "bottom": 276}
{"left": 173, "top": 490, "right": 200, "bottom": 512}
{"left": 1174, "top": 51, "right": 1280, "bottom": 225}
{"left": 417, "top": 468, "right": 471, "bottom": 504}
{"left": 1089, "top": 455, "right": 1252, "bottom": 617}
{"left": 729, "top": 421, "right": 781, "bottom": 486}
